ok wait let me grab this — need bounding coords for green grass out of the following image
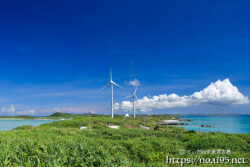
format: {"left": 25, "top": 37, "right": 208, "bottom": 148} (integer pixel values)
{"left": 0, "top": 115, "right": 248, "bottom": 166}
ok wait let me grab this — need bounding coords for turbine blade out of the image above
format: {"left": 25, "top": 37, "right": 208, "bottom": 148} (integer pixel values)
{"left": 134, "top": 86, "right": 137, "bottom": 94}
{"left": 135, "top": 96, "right": 139, "bottom": 100}
{"left": 98, "top": 83, "right": 111, "bottom": 92}
{"left": 113, "top": 82, "right": 123, "bottom": 88}
{"left": 110, "top": 67, "right": 112, "bottom": 81}
{"left": 125, "top": 95, "right": 133, "bottom": 98}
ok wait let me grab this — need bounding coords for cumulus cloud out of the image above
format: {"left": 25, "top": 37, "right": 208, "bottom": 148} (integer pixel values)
{"left": 1, "top": 105, "right": 16, "bottom": 113}
{"left": 121, "top": 94, "right": 190, "bottom": 112}
{"left": 8, "top": 105, "right": 16, "bottom": 112}
{"left": 117, "top": 79, "right": 249, "bottom": 112}
{"left": 190, "top": 79, "right": 249, "bottom": 105}
{"left": 126, "top": 79, "right": 141, "bottom": 87}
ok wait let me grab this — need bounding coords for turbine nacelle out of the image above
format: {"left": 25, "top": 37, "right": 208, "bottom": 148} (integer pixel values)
{"left": 125, "top": 86, "right": 139, "bottom": 119}
{"left": 125, "top": 86, "right": 138, "bottom": 100}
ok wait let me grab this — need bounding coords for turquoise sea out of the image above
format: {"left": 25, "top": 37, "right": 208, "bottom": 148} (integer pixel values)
{"left": 0, "top": 119, "right": 58, "bottom": 131}
{"left": 179, "top": 115, "right": 250, "bottom": 134}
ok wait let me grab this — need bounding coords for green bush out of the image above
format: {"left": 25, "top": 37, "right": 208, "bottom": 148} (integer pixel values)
{"left": 186, "top": 135, "right": 249, "bottom": 151}
{"left": 0, "top": 115, "right": 248, "bottom": 166}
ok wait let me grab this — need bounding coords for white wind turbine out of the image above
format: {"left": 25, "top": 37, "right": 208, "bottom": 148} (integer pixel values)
{"left": 126, "top": 86, "right": 138, "bottom": 118}
{"left": 99, "top": 68, "right": 122, "bottom": 118}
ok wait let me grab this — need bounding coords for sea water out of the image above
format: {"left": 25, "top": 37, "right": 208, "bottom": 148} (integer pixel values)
{"left": 0, "top": 119, "right": 58, "bottom": 131}
{"left": 178, "top": 115, "right": 250, "bottom": 134}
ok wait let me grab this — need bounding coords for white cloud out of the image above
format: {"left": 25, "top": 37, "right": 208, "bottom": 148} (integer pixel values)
{"left": 17, "top": 110, "right": 35, "bottom": 115}
{"left": 121, "top": 94, "right": 190, "bottom": 112}
{"left": 1, "top": 107, "right": 6, "bottom": 112}
{"left": 0, "top": 105, "right": 36, "bottom": 115}
{"left": 190, "top": 79, "right": 249, "bottom": 105}
{"left": 113, "top": 103, "right": 120, "bottom": 110}
{"left": 117, "top": 79, "right": 249, "bottom": 112}
{"left": 6, "top": 105, "right": 15, "bottom": 112}
{"left": 128, "top": 79, "right": 141, "bottom": 87}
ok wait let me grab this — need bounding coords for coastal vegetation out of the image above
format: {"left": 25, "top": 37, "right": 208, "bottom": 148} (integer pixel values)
{"left": 0, "top": 114, "right": 248, "bottom": 166}
{"left": 46, "top": 112, "right": 81, "bottom": 118}
{"left": 0, "top": 112, "right": 77, "bottom": 120}
{"left": 0, "top": 115, "right": 37, "bottom": 119}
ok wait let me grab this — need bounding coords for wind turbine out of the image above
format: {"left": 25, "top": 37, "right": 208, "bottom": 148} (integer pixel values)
{"left": 126, "top": 86, "right": 138, "bottom": 118}
{"left": 99, "top": 68, "right": 122, "bottom": 118}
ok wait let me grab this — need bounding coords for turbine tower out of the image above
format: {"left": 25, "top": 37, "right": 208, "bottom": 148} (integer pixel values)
{"left": 126, "top": 87, "right": 138, "bottom": 118}
{"left": 99, "top": 68, "right": 122, "bottom": 118}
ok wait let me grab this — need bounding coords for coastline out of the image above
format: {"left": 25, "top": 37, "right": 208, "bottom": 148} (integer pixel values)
{"left": 0, "top": 117, "right": 61, "bottom": 120}
{"left": 0, "top": 118, "right": 59, "bottom": 120}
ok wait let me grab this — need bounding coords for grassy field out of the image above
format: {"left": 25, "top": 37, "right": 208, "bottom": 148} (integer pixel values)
{"left": 0, "top": 114, "right": 248, "bottom": 166}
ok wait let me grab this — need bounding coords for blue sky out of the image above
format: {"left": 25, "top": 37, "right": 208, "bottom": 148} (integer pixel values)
{"left": 0, "top": 0, "right": 249, "bottom": 116}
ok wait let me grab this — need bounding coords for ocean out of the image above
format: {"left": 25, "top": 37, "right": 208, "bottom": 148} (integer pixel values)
{"left": 178, "top": 115, "right": 250, "bottom": 134}
{"left": 0, "top": 119, "right": 58, "bottom": 131}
